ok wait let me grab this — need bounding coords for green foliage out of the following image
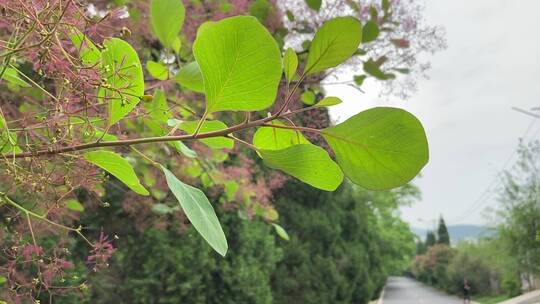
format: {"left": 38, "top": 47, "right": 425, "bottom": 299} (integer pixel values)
{"left": 252, "top": 120, "right": 310, "bottom": 150}
{"left": 65, "top": 199, "right": 84, "bottom": 212}
{"left": 83, "top": 150, "right": 149, "bottom": 196}
{"left": 162, "top": 166, "right": 228, "bottom": 256}
{"left": 283, "top": 47, "right": 298, "bottom": 83}
{"left": 69, "top": 29, "right": 101, "bottom": 66}
{"left": 1, "top": 67, "right": 30, "bottom": 87}
{"left": 322, "top": 107, "right": 429, "bottom": 190}
{"left": 305, "top": 0, "right": 322, "bottom": 11}
{"left": 301, "top": 90, "right": 316, "bottom": 105}
{"left": 425, "top": 231, "right": 437, "bottom": 248}
{"left": 175, "top": 61, "right": 204, "bottom": 93}
{"left": 193, "top": 16, "right": 282, "bottom": 113}
{"left": 316, "top": 96, "right": 342, "bottom": 107}
{"left": 260, "top": 144, "right": 343, "bottom": 191}
{"left": 99, "top": 38, "right": 145, "bottom": 125}
{"left": 305, "top": 17, "right": 362, "bottom": 75}
{"left": 146, "top": 60, "right": 169, "bottom": 80}
{"left": 150, "top": 0, "right": 185, "bottom": 48}
{"left": 249, "top": 0, "right": 272, "bottom": 23}
{"left": 363, "top": 59, "right": 395, "bottom": 80}
{"left": 362, "top": 20, "right": 380, "bottom": 43}
{"left": 272, "top": 223, "right": 290, "bottom": 241}
{"left": 179, "top": 120, "right": 234, "bottom": 149}
{"left": 0, "top": 108, "right": 21, "bottom": 153}
{"left": 437, "top": 216, "right": 450, "bottom": 245}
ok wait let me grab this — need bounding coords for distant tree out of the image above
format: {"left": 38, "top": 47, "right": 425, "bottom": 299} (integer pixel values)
{"left": 416, "top": 239, "right": 427, "bottom": 255}
{"left": 437, "top": 216, "right": 451, "bottom": 245}
{"left": 425, "top": 231, "right": 437, "bottom": 248}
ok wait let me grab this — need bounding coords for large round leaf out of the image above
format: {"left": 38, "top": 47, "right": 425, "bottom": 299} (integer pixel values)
{"left": 193, "top": 16, "right": 282, "bottom": 113}
{"left": 99, "top": 38, "right": 144, "bottom": 125}
{"left": 260, "top": 144, "right": 343, "bottom": 191}
{"left": 305, "top": 17, "right": 362, "bottom": 75}
{"left": 322, "top": 107, "right": 429, "bottom": 190}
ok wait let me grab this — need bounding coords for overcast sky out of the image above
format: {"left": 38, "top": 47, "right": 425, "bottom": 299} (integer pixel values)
{"left": 327, "top": 0, "right": 540, "bottom": 229}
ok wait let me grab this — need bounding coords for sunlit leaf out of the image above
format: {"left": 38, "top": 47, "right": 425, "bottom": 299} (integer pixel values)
{"left": 305, "top": 17, "right": 362, "bottom": 75}
{"left": 65, "top": 199, "right": 84, "bottom": 212}
{"left": 0, "top": 108, "right": 21, "bottom": 154}
{"left": 146, "top": 60, "right": 168, "bottom": 80}
{"left": 301, "top": 90, "right": 316, "bottom": 105}
{"left": 283, "top": 47, "right": 298, "bottom": 83}
{"left": 84, "top": 151, "right": 149, "bottom": 195}
{"left": 99, "top": 38, "right": 144, "bottom": 125}
{"left": 179, "top": 120, "right": 234, "bottom": 149}
{"left": 322, "top": 107, "right": 429, "bottom": 190}
{"left": 150, "top": 0, "right": 185, "bottom": 48}
{"left": 259, "top": 144, "right": 343, "bottom": 191}
{"left": 70, "top": 29, "right": 101, "bottom": 66}
{"left": 272, "top": 223, "right": 290, "bottom": 241}
{"left": 362, "top": 20, "right": 380, "bottom": 43}
{"left": 175, "top": 61, "right": 204, "bottom": 93}
{"left": 1, "top": 67, "right": 30, "bottom": 87}
{"left": 253, "top": 120, "right": 310, "bottom": 150}
{"left": 315, "top": 96, "right": 342, "bottom": 107}
{"left": 161, "top": 166, "right": 228, "bottom": 256}
{"left": 193, "top": 16, "right": 282, "bottom": 113}
{"left": 145, "top": 89, "right": 171, "bottom": 124}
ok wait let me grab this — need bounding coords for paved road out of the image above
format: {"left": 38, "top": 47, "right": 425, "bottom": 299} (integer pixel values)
{"left": 382, "top": 276, "right": 463, "bottom": 304}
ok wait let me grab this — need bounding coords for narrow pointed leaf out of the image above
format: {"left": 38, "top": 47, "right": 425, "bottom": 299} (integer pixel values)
{"left": 305, "top": 17, "right": 362, "bottom": 75}
{"left": 193, "top": 16, "right": 282, "bottom": 113}
{"left": 283, "top": 47, "right": 298, "bottom": 83}
{"left": 150, "top": 0, "right": 185, "bottom": 48}
{"left": 84, "top": 151, "right": 149, "bottom": 195}
{"left": 315, "top": 96, "right": 342, "bottom": 107}
{"left": 161, "top": 166, "right": 228, "bottom": 256}
{"left": 322, "top": 107, "right": 429, "bottom": 190}
{"left": 99, "top": 38, "right": 144, "bottom": 125}
{"left": 259, "top": 144, "right": 343, "bottom": 191}
{"left": 272, "top": 223, "right": 290, "bottom": 241}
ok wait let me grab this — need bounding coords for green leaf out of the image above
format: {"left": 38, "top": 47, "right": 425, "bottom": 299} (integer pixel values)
{"left": 363, "top": 59, "right": 395, "bottom": 80}
{"left": 146, "top": 60, "right": 169, "bottom": 80}
{"left": 382, "top": 0, "right": 390, "bottom": 13}
{"left": 253, "top": 120, "right": 310, "bottom": 150}
{"left": 322, "top": 107, "right": 429, "bottom": 190}
{"left": 353, "top": 74, "right": 367, "bottom": 86}
{"left": 259, "top": 144, "right": 343, "bottom": 191}
{"left": 249, "top": 0, "right": 271, "bottom": 23}
{"left": 65, "top": 199, "right": 84, "bottom": 212}
{"left": 305, "top": 0, "right": 322, "bottom": 11}
{"left": 305, "top": 17, "right": 362, "bottom": 75}
{"left": 315, "top": 96, "right": 342, "bottom": 107}
{"left": 393, "top": 68, "right": 410, "bottom": 74}
{"left": 171, "top": 37, "right": 182, "bottom": 54}
{"left": 193, "top": 16, "right": 282, "bottom": 113}
{"left": 179, "top": 120, "right": 234, "bottom": 149}
{"left": 283, "top": 47, "right": 298, "bottom": 83}
{"left": 0, "top": 275, "right": 6, "bottom": 285}
{"left": 286, "top": 10, "right": 295, "bottom": 21}
{"left": 175, "top": 61, "right": 204, "bottom": 93}
{"left": 161, "top": 166, "right": 228, "bottom": 256}
{"left": 301, "top": 90, "right": 316, "bottom": 105}
{"left": 70, "top": 29, "right": 101, "bottom": 66}
{"left": 150, "top": 0, "right": 185, "bottom": 48}
{"left": 99, "top": 38, "right": 144, "bottom": 125}
{"left": 1, "top": 67, "right": 30, "bottom": 87}
{"left": 0, "top": 108, "right": 21, "bottom": 154}
{"left": 144, "top": 88, "right": 171, "bottom": 123}
{"left": 272, "top": 223, "right": 290, "bottom": 241}
{"left": 84, "top": 151, "right": 149, "bottom": 195}
{"left": 362, "top": 20, "right": 380, "bottom": 43}
{"left": 152, "top": 203, "right": 174, "bottom": 215}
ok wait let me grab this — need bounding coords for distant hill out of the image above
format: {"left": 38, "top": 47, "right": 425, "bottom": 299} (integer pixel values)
{"left": 411, "top": 225, "right": 495, "bottom": 244}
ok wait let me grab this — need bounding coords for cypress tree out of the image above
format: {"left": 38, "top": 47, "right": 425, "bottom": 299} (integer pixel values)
{"left": 437, "top": 216, "right": 451, "bottom": 245}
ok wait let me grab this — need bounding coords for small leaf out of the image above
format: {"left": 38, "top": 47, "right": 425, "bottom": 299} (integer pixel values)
{"left": 65, "top": 199, "right": 84, "bottom": 212}
{"left": 305, "top": 0, "right": 322, "bottom": 11}
{"left": 146, "top": 60, "right": 169, "bottom": 80}
{"left": 353, "top": 75, "right": 367, "bottom": 86}
{"left": 175, "top": 61, "right": 204, "bottom": 93}
{"left": 272, "top": 223, "right": 290, "bottom": 241}
{"left": 253, "top": 120, "right": 310, "bottom": 150}
{"left": 99, "top": 38, "right": 145, "bottom": 125}
{"left": 362, "top": 20, "right": 380, "bottom": 43}
{"left": 393, "top": 68, "right": 410, "bottom": 74}
{"left": 363, "top": 59, "right": 395, "bottom": 80}
{"left": 1, "top": 68, "right": 30, "bottom": 87}
{"left": 249, "top": 0, "right": 271, "bottom": 23}
{"left": 70, "top": 29, "right": 101, "bottom": 66}
{"left": 322, "top": 107, "right": 429, "bottom": 190}
{"left": 84, "top": 151, "right": 149, "bottom": 195}
{"left": 161, "top": 166, "right": 228, "bottom": 256}
{"left": 301, "top": 90, "right": 316, "bottom": 105}
{"left": 0, "top": 108, "right": 21, "bottom": 154}
{"left": 150, "top": 0, "right": 185, "bottom": 48}
{"left": 382, "top": 0, "right": 390, "bottom": 13}
{"left": 315, "top": 96, "right": 342, "bottom": 107}
{"left": 152, "top": 203, "right": 173, "bottom": 215}
{"left": 145, "top": 89, "right": 171, "bottom": 123}
{"left": 305, "top": 17, "right": 362, "bottom": 75}
{"left": 171, "top": 36, "right": 182, "bottom": 54}
{"left": 179, "top": 120, "right": 234, "bottom": 149}
{"left": 283, "top": 47, "right": 298, "bottom": 83}
{"left": 259, "top": 144, "right": 343, "bottom": 191}
{"left": 286, "top": 10, "right": 295, "bottom": 21}
{"left": 193, "top": 16, "right": 282, "bottom": 113}
{"left": 0, "top": 275, "right": 6, "bottom": 285}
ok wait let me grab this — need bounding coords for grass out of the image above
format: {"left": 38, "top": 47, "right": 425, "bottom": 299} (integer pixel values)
{"left": 474, "top": 295, "right": 511, "bottom": 304}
